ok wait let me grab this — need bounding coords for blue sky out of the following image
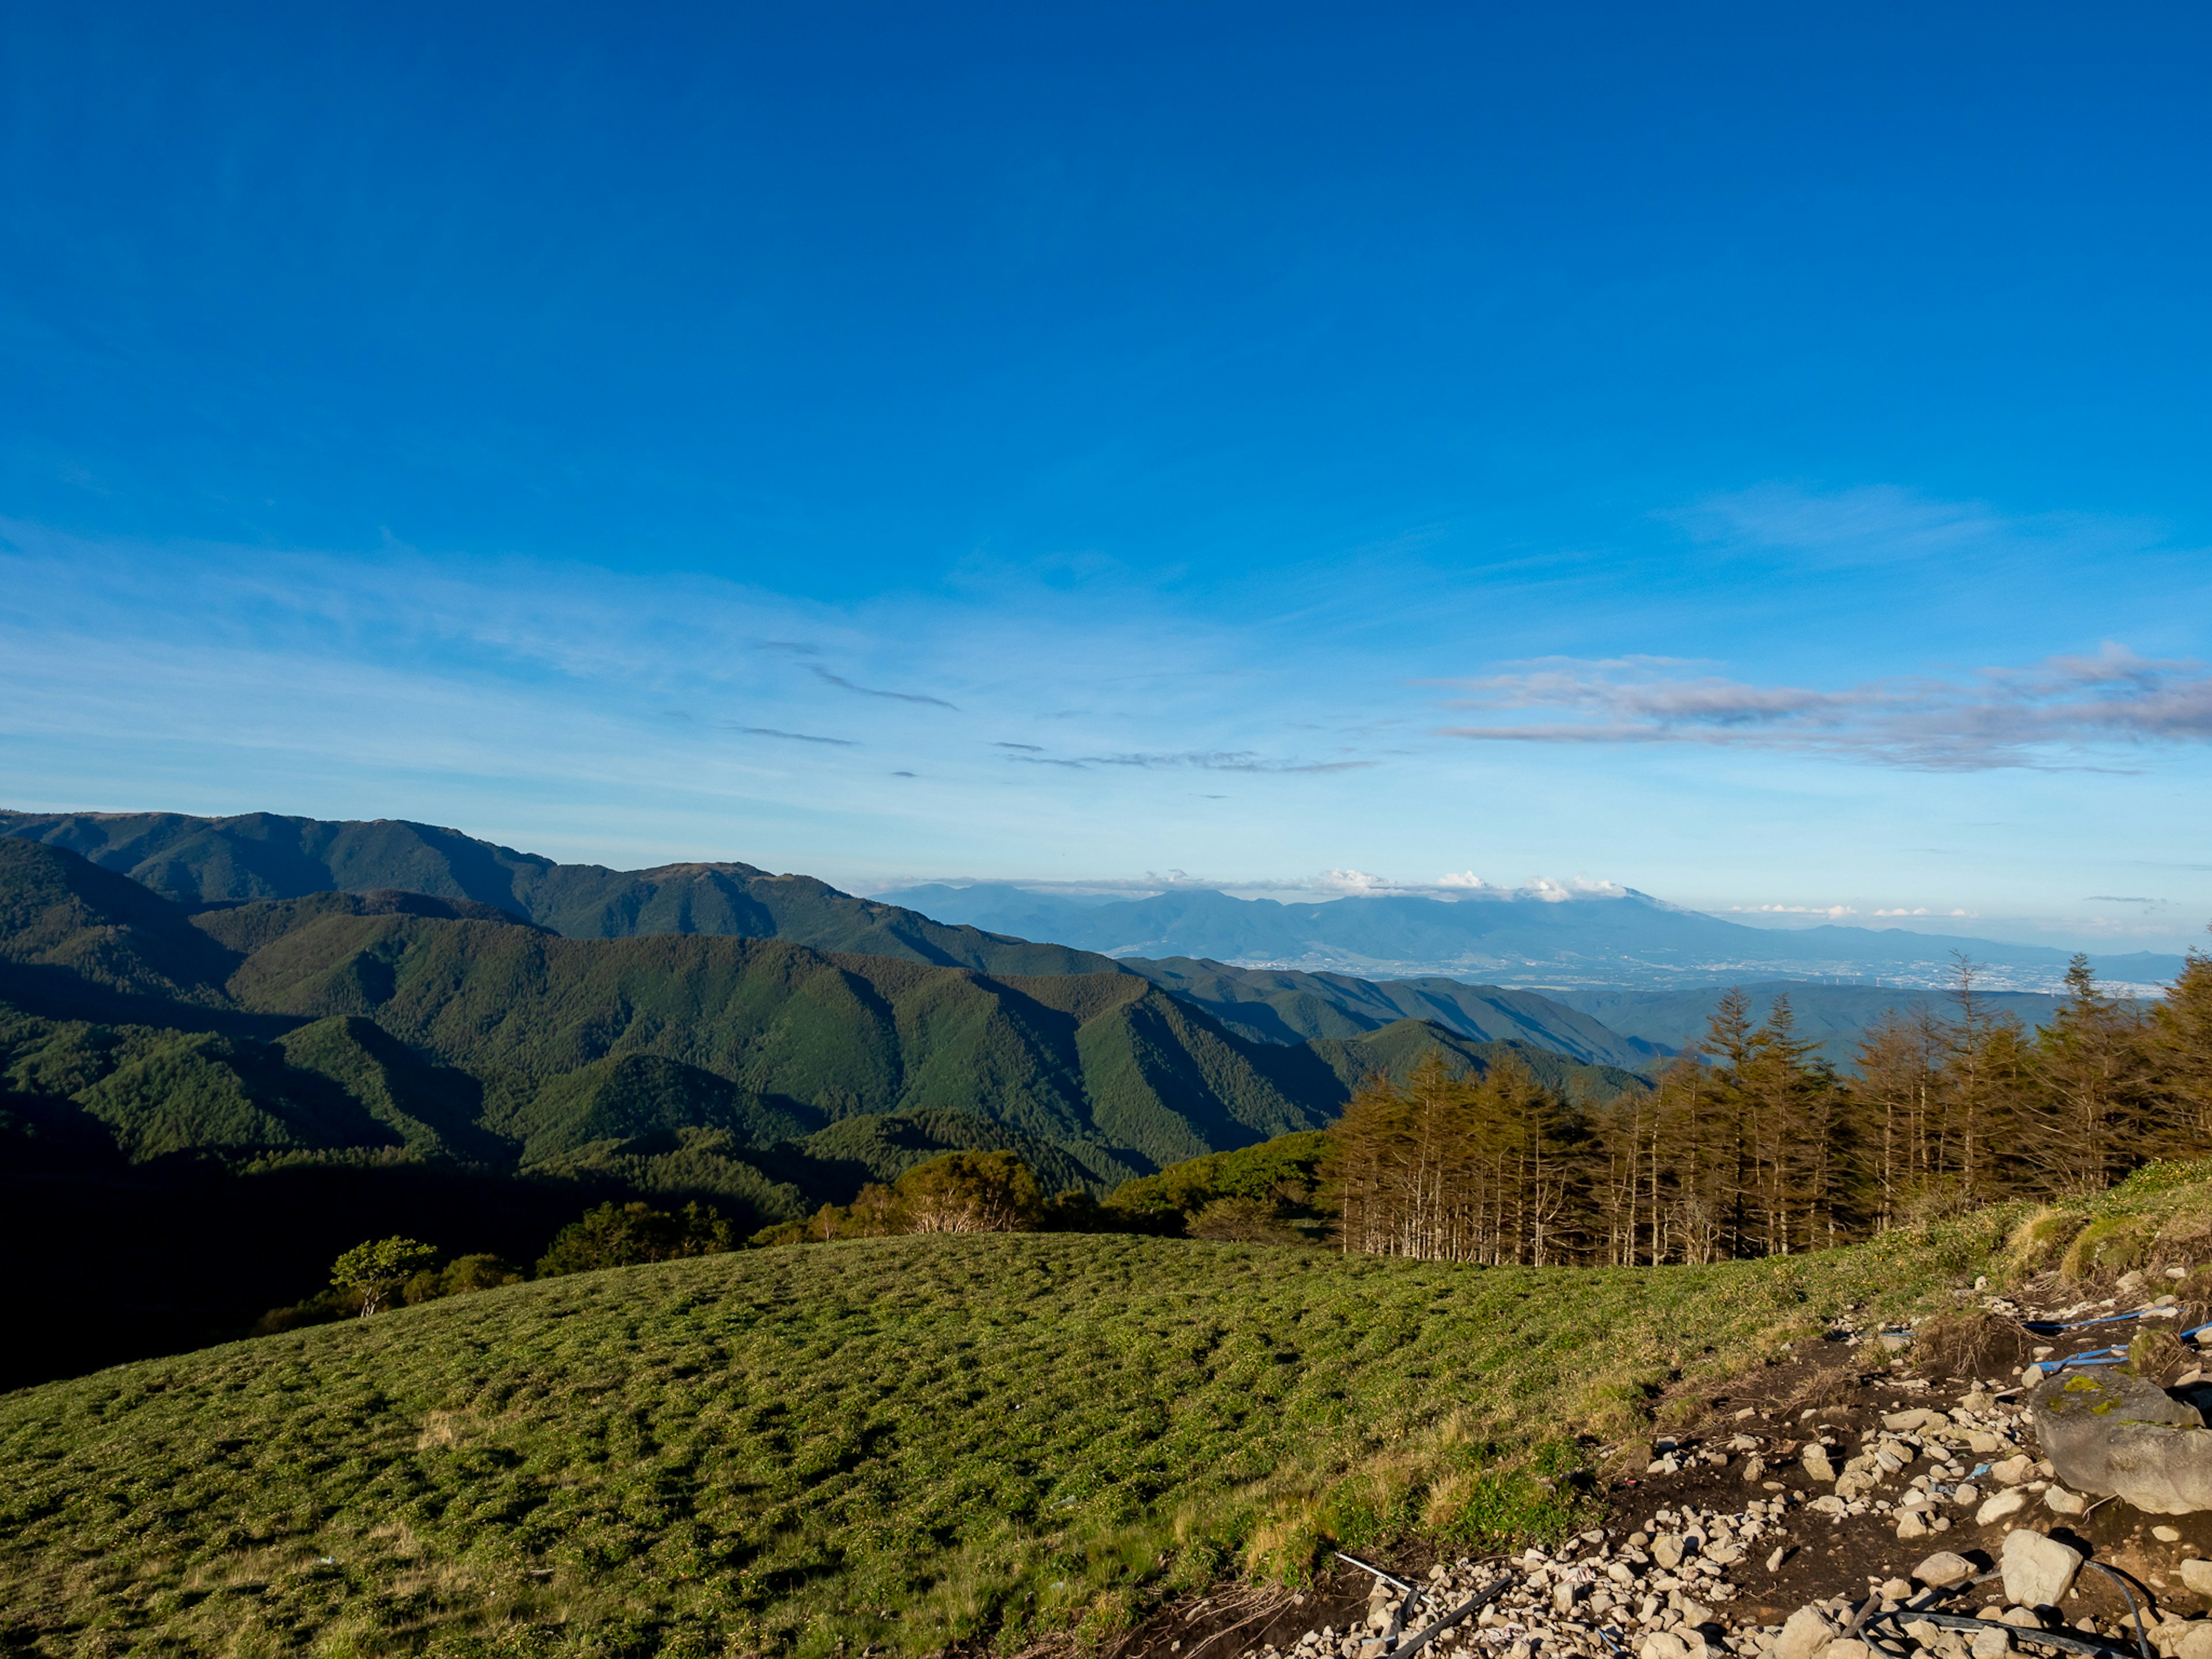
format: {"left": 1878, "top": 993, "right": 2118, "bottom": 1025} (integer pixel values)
{"left": 4, "top": 3, "right": 2211, "bottom": 948}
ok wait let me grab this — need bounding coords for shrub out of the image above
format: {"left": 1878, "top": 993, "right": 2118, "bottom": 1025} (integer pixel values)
{"left": 1187, "top": 1195, "right": 1298, "bottom": 1244}
{"left": 402, "top": 1253, "right": 525, "bottom": 1305}
{"left": 896, "top": 1152, "right": 1040, "bottom": 1233}
{"left": 2008, "top": 1209, "right": 2089, "bottom": 1272}
{"left": 2060, "top": 1217, "right": 2153, "bottom": 1282}
{"left": 330, "top": 1236, "right": 440, "bottom": 1316}
{"left": 537, "top": 1201, "right": 735, "bottom": 1276}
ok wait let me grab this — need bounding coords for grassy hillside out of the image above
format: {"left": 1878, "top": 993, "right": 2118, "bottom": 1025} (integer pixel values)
{"left": 0, "top": 1214, "right": 2022, "bottom": 1659}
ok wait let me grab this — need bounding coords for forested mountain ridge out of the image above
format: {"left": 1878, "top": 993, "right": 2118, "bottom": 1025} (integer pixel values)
{"left": 0, "top": 809, "right": 1118, "bottom": 975}
{"left": 0, "top": 806, "right": 1691, "bottom": 1064}
{"left": 1120, "top": 956, "right": 1667, "bottom": 1064}
{"left": 0, "top": 838, "right": 1645, "bottom": 1188}
{"left": 0, "top": 836, "right": 1654, "bottom": 1385}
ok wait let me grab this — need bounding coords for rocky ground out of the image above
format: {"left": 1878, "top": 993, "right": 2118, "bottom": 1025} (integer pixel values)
{"left": 1113, "top": 1266, "right": 2212, "bottom": 1659}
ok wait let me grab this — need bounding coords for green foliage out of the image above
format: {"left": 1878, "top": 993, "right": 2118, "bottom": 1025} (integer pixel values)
{"left": 536, "top": 1200, "right": 736, "bottom": 1275}
{"left": 1109, "top": 1129, "right": 1331, "bottom": 1214}
{"left": 329, "top": 1235, "right": 441, "bottom": 1314}
{"left": 1187, "top": 1195, "right": 1300, "bottom": 1243}
{"left": 2060, "top": 1215, "right": 2154, "bottom": 1280}
{"left": 0, "top": 1221, "right": 2003, "bottom": 1657}
{"left": 758, "top": 1149, "right": 1045, "bottom": 1242}
{"left": 0, "top": 838, "right": 240, "bottom": 1005}
{"left": 799, "top": 1105, "right": 1115, "bottom": 1194}
{"left": 404, "top": 1252, "right": 527, "bottom": 1305}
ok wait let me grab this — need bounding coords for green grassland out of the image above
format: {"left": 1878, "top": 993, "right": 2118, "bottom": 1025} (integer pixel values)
{"left": 0, "top": 1214, "right": 2018, "bottom": 1659}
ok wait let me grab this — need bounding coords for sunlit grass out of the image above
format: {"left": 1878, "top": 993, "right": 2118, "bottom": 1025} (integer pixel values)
{"left": 0, "top": 1223, "right": 2008, "bottom": 1658}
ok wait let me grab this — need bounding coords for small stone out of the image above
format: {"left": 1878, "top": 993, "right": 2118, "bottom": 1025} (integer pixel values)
{"left": 1655, "top": 1535, "right": 1687, "bottom": 1570}
{"left": 2180, "top": 1628, "right": 2212, "bottom": 1659}
{"left": 1802, "top": 1446, "right": 1837, "bottom": 1483}
{"left": 2044, "top": 1487, "right": 2086, "bottom": 1517}
{"left": 1956, "top": 1484, "right": 1982, "bottom": 1505}
{"left": 1767, "top": 1547, "right": 1787, "bottom": 1573}
{"left": 2158, "top": 1527, "right": 2185, "bottom": 1544}
{"left": 2181, "top": 1560, "right": 2212, "bottom": 1597}
{"left": 1775, "top": 1605, "right": 1838, "bottom": 1659}
{"left": 1978, "top": 1489, "right": 2029, "bottom": 1527}
{"left": 1827, "top": 1644, "right": 1870, "bottom": 1659}
{"left": 2001, "top": 1528, "right": 2084, "bottom": 1608}
{"left": 1897, "top": 1512, "right": 1929, "bottom": 1540}
{"left": 1643, "top": 1636, "right": 1691, "bottom": 1659}
{"left": 1915, "top": 1552, "right": 1978, "bottom": 1588}
{"left": 1992, "top": 1456, "right": 2036, "bottom": 1486}
{"left": 1969, "top": 1628, "right": 2011, "bottom": 1659}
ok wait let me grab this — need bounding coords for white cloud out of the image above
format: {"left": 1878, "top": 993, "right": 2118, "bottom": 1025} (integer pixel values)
{"left": 1432, "top": 642, "right": 2212, "bottom": 771}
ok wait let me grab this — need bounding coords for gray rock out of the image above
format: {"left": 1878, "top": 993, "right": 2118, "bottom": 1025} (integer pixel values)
{"left": 2029, "top": 1369, "right": 2210, "bottom": 1512}
{"left": 1775, "top": 1606, "right": 1838, "bottom": 1659}
{"left": 1915, "top": 1552, "right": 1978, "bottom": 1588}
{"left": 2001, "top": 1528, "right": 2083, "bottom": 1608}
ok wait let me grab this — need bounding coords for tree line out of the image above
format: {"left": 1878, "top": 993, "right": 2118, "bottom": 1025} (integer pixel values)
{"left": 1338, "top": 948, "right": 2212, "bottom": 1267}
{"left": 255, "top": 944, "right": 2212, "bottom": 1307}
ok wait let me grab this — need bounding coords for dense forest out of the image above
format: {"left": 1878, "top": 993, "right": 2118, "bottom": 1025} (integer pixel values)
{"left": 1332, "top": 950, "right": 2212, "bottom": 1267}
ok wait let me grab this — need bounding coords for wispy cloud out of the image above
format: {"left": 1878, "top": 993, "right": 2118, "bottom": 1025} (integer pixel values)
{"left": 725, "top": 726, "right": 858, "bottom": 747}
{"left": 1007, "top": 749, "right": 1376, "bottom": 774}
{"left": 993, "top": 741, "right": 1045, "bottom": 752}
{"left": 1667, "top": 482, "right": 2167, "bottom": 573}
{"left": 809, "top": 665, "right": 958, "bottom": 709}
{"left": 1433, "top": 644, "right": 2212, "bottom": 771}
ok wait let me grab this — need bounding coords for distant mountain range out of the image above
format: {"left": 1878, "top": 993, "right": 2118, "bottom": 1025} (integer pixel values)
{"left": 0, "top": 834, "right": 1647, "bottom": 1188}
{"left": 872, "top": 881, "right": 2187, "bottom": 993}
{"left": 0, "top": 808, "right": 2155, "bottom": 1078}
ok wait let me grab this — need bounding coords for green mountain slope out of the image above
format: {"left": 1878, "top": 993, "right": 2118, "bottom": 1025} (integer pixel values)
{"left": 221, "top": 908, "right": 1332, "bottom": 1176}
{"left": 1302, "top": 1018, "right": 1653, "bottom": 1104}
{"left": 0, "top": 836, "right": 240, "bottom": 1005}
{"left": 1120, "top": 956, "right": 1669, "bottom": 1065}
{"left": 2, "top": 841, "right": 1647, "bottom": 1181}
{"left": 0, "top": 812, "right": 1680, "bottom": 1079}
{"left": 0, "top": 809, "right": 1120, "bottom": 975}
